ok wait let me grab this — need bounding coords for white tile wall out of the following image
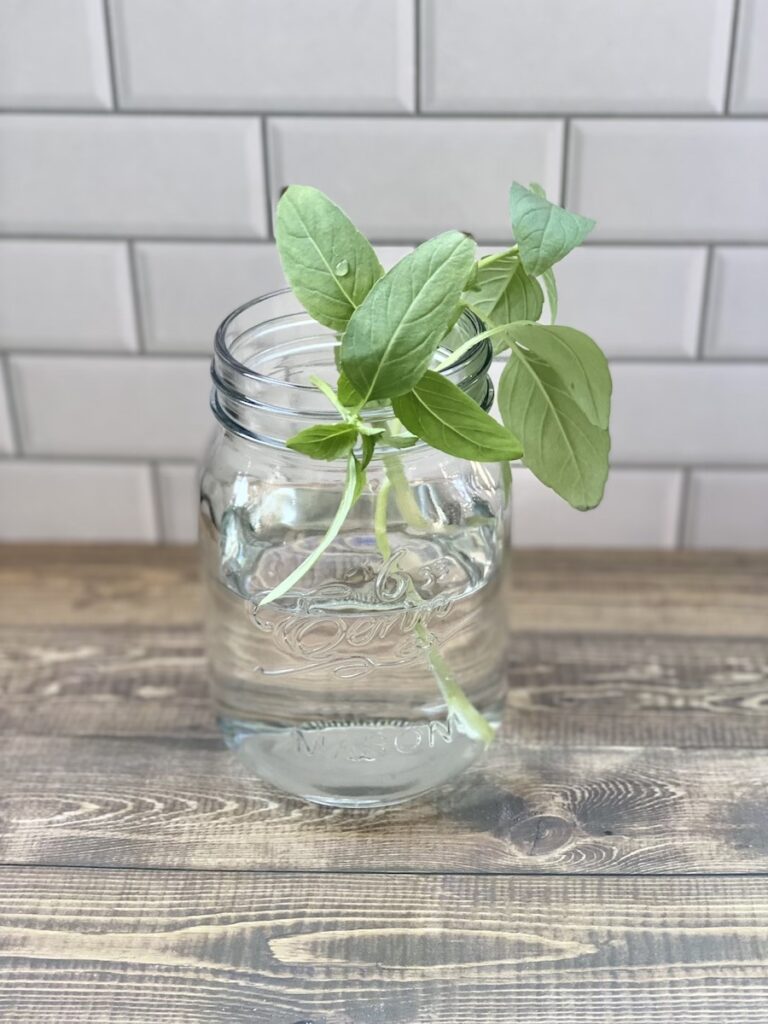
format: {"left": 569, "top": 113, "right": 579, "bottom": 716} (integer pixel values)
{"left": 730, "top": 0, "right": 768, "bottom": 113}
{"left": 157, "top": 462, "right": 199, "bottom": 543}
{"left": 9, "top": 356, "right": 212, "bottom": 458}
{"left": 610, "top": 364, "right": 768, "bottom": 464}
{"left": 0, "top": 116, "right": 267, "bottom": 237}
{"left": 135, "top": 243, "right": 412, "bottom": 352}
{"left": 512, "top": 468, "right": 683, "bottom": 548}
{"left": 110, "top": 0, "right": 415, "bottom": 113}
{"left": 0, "top": 241, "right": 137, "bottom": 351}
{"left": 703, "top": 248, "right": 768, "bottom": 357}
{"left": 553, "top": 247, "right": 707, "bottom": 358}
{"left": 568, "top": 120, "right": 768, "bottom": 241}
{"left": 0, "top": 461, "right": 157, "bottom": 541}
{"left": 0, "top": 0, "right": 112, "bottom": 109}
{"left": 0, "top": 3, "right": 765, "bottom": 548}
{"left": 268, "top": 118, "right": 563, "bottom": 241}
{"left": 422, "top": 0, "right": 733, "bottom": 114}
{"left": 686, "top": 470, "right": 768, "bottom": 549}
{"left": 0, "top": 361, "right": 15, "bottom": 453}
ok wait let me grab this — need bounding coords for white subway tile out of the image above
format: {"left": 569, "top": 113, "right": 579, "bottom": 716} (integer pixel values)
{"left": 610, "top": 363, "right": 768, "bottom": 464}
{"left": 552, "top": 246, "right": 706, "bottom": 357}
{"left": 703, "top": 248, "right": 768, "bottom": 357}
{"left": 512, "top": 467, "right": 682, "bottom": 548}
{"left": 110, "top": 0, "right": 414, "bottom": 113}
{"left": 730, "top": 0, "right": 768, "bottom": 113}
{"left": 135, "top": 243, "right": 412, "bottom": 352}
{"left": 269, "top": 118, "right": 563, "bottom": 242}
{"left": 0, "top": 241, "right": 137, "bottom": 351}
{"left": 687, "top": 471, "right": 768, "bottom": 549}
{"left": 10, "top": 356, "right": 213, "bottom": 459}
{"left": 0, "top": 460, "right": 157, "bottom": 541}
{"left": 0, "top": 361, "right": 14, "bottom": 453}
{"left": 422, "top": 0, "right": 732, "bottom": 114}
{"left": 0, "top": 0, "right": 112, "bottom": 109}
{"left": 568, "top": 120, "right": 768, "bottom": 241}
{"left": 0, "top": 115, "right": 267, "bottom": 237}
{"left": 157, "top": 462, "right": 199, "bottom": 543}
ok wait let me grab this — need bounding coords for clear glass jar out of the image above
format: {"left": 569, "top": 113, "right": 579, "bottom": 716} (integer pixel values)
{"left": 200, "top": 290, "right": 510, "bottom": 807}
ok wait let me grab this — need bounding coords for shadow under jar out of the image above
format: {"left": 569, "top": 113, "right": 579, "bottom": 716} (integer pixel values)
{"left": 201, "top": 290, "right": 511, "bottom": 808}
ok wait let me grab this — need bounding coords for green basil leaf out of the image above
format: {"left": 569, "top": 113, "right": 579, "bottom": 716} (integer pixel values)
{"left": 286, "top": 422, "right": 358, "bottom": 461}
{"left": 509, "top": 182, "right": 595, "bottom": 277}
{"left": 498, "top": 348, "right": 609, "bottom": 510}
{"left": 392, "top": 370, "right": 522, "bottom": 463}
{"left": 342, "top": 231, "right": 476, "bottom": 402}
{"left": 336, "top": 371, "right": 364, "bottom": 409}
{"left": 508, "top": 323, "right": 611, "bottom": 430}
{"left": 465, "top": 249, "right": 543, "bottom": 332}
{"left": 275, "top": 185, "right": 383, "bottom": 332}
{"left": 540, "top": 266, "right": 558, "bottom": 323}
{"left": 360, "top": 433, "right": 376, "bottom": 470}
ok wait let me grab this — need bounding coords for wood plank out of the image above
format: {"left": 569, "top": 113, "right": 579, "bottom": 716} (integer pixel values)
{"left": 3, "top": 735, "right": 767, "bottom": 874}
{"left": 1, "top": 866, "right": 767, "bottom": 1023}
{"left": 3, "top": 625, "right": 767, "bottom": 748}
{"left": 2, "top": 544, "right": 766, "bottom": 635}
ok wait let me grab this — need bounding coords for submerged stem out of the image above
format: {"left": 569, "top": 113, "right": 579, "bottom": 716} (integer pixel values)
{"left": 258, "top": 454, "right": 361, "bottom": 607}
{"left": 376, "top": 454, "right": 495, "bottom": 746}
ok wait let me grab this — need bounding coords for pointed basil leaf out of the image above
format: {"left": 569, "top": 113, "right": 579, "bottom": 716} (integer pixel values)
{"left": 508, "top": 323, "right": 611, "bottom": 430}
{"left": 392, "top": 370, "right": 522, "bottom": 463}
{"left": 275, "top": 185, "right": 383, "bottom": 332}
{"left": 498, "top": 348, "right": 609, "bottom": 510}
{"left": 286, "top": 422, "right": 358, "bottom": 461}
{"left": 336, "top": 371, "right": 364, "bottom": 409}
{"left": 342, "top": 231, "right": 476, "bottom": 402}
{"left": 360, "top": 433, "right": 376, "bottom": 470}
{"left": 465, "top": 249, "right": 543, "bottom": 331}
{"left": 540, "top": 266, "right": 558, "bottom": 323}
{"left": 509, "top": 182, "right": 595, "bottom": 277}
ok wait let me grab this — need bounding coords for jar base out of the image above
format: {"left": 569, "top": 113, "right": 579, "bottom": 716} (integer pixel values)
{"left": 219, "top": 715, "right": 498, "bottom": 808}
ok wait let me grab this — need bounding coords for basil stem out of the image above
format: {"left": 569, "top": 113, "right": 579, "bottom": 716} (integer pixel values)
{"left": 376, "top": 453, "right": 495, "bottom": 746}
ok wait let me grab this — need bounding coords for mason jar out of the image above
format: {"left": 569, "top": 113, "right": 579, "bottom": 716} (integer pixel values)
{"left": 200, "top": 290, "right": 510, "bottom": 808}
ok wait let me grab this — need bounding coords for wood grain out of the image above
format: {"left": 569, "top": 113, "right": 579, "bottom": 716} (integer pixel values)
{"left": 2, "top": 544, "right": 768, "bottom": 1020}
{"left": 3, "top": 625, "right": 767, "bottom": 747}
{"left": 2, "top": 544, "right": 766, "bottom": 635}
{"left": 3, "top": 735, "right": 767, "bottom": 874}
{"left": 1, "top": 867, "right": 767, "bottom": 1023}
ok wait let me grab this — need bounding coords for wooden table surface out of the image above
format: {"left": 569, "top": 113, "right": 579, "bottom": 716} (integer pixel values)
{"left": 1, "top": 545, "right": 768, "bottom": 1023}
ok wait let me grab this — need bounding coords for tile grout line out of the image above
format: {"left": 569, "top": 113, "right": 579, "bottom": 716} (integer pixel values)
{"left": 126, "top": 241, "right": 148, "bottom": 353}
{"left": 676, "top": 468, "right": 693, "bottom": 549}
{"left": 4, "top": 349, "right": 768, "bottom": 365}
{"left": 2, "top": 233, "right": 767, "bottom": 249}
{"left": 0, "top": 354, "right": 23, "bottom": 455}
{"left": 723, "top": 0, "right": 742, "bottom": 113}
{"left": 1, "top": 109, "right": 767, "bottom": 120}
{"left": 413, "top": 0, "right": 421, "bottom": 114}
{"left": 560, "top": 118, "right": 571, "bottom": 205}
{"left": 259, "top": 117, "right": 274, "bottom": 239}
{"left": 148, "top": 460, "right": 166, "bottom": 543}
{"left": 100, "top": 0, "right": 121, "bottom": 111}
{"left": 0, "top": 452, "right": 766, "bottom": 473}
{"left": 695, "top": 245, "right": 715, "bottom": 358}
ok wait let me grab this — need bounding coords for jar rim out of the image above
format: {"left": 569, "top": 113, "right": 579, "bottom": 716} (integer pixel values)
{"left": 210, "top": 289, "right": 494, "bottom": 447}
{"left": 214, "top": 288, "right": 489, "bottom": 394}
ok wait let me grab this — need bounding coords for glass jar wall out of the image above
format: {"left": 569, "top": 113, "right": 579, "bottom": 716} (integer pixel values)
{"left": 201, "top": 290, "right": 510, "bottom": 807}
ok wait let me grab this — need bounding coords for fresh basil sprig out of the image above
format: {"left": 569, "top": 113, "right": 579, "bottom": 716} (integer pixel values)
{"left": 259, "top": 182, "right": 613, "bottom": 742}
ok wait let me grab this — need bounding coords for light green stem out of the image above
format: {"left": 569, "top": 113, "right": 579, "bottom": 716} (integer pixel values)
{"left": 258, "top": 454, "right": 360, "bottom": 607}
{"left": 435, "top": 321, "right": 530, "bottom": 372}
{"left": 377, "top": 455, "right": 495, "bottom": 745}
{"left": 382, "top": 452, "right": 430, "bottom": 531}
